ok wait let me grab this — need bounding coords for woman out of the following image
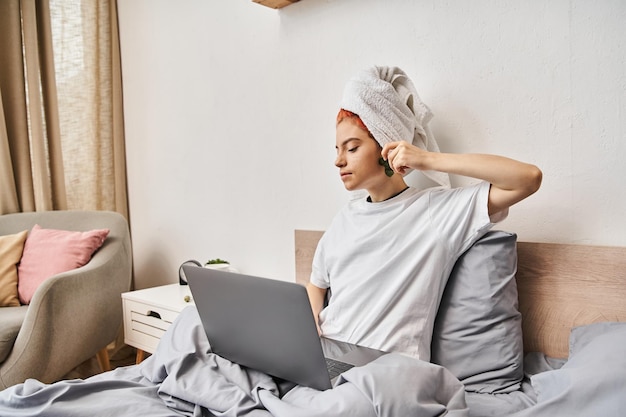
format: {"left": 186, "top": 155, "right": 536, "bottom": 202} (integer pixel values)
{"left": 306, "top": 66, "right": 542, "bottom": 361}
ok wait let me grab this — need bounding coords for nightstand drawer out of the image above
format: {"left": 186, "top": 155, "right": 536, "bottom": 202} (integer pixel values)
{"left": 123, "top": 299, "right": 180, "bottom": 353}
{"left": 127, "top": 299, "right": 181, "bottom": 324}
{"left": 122, "top": 284, "right": 193, "bottom": 356}
{"left": 131, "top": 313, "right": 169, "bottom": 339}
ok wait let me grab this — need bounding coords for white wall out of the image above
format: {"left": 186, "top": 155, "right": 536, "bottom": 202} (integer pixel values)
{"left": 118, "top": 0, "right": 626, "bottom": 289}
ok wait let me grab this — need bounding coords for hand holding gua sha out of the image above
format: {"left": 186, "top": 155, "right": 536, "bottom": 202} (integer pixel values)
{"left": 379, "top": 157, "right": 394, "bottom": 177}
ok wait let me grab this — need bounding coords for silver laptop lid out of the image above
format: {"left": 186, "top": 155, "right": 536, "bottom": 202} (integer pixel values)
{"left": 184, "top": 265, "right": 333, "bottom": 391}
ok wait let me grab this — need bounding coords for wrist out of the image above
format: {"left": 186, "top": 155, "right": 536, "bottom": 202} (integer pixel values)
{"left": 419, "top": 150, "right": 442, "bottom": 171}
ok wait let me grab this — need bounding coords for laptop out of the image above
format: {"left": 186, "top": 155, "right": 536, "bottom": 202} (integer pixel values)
{"left": 184, "top": 265, "right": 386, "bottom": 391}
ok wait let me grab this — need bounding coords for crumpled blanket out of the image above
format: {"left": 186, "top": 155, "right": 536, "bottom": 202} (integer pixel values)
{"left": 0, "top": 306, "right": 469, "bottom": 417}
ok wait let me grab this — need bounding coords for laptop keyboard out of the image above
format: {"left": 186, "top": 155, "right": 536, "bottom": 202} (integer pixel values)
{"left": 325, "top": 357, "right": 354, "bottom": 379}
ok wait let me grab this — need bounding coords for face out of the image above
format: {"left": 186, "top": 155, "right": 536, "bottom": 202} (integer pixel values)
{"left": 335, "top": 120, "right": 385, "bottom": 192}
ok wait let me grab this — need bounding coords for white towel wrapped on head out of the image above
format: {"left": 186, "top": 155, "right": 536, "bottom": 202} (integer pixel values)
{"left": 340, "top": 66, "right": 451, "bottom": 188}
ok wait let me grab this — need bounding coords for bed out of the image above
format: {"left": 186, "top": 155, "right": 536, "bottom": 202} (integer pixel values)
{"left": 295, "top": 230, "right": 626, "bottom": 416}
{"left": 0, "top": 229, "right": 624, "bottom": 416}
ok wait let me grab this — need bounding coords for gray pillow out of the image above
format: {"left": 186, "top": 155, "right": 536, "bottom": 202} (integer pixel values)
{"left": 431, "top": 230, "right": 524, "bottom": 394}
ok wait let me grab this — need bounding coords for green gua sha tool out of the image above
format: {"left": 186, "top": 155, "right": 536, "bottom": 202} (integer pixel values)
{"left": 379, "top": 157, "right": 394, "bottom": 177}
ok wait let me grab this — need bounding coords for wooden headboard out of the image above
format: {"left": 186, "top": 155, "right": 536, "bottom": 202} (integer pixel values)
{"left": 294, "top": 229, "right": 626, "bottom": 358}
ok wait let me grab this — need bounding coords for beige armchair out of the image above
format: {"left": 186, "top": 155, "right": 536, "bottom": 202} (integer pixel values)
{"left": 0, "top": 210, "right": 132, "bottom": 389}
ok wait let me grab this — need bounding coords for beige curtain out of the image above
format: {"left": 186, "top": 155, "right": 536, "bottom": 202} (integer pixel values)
{"left": 0, "top": 0, "right": 128, "bottom": 219}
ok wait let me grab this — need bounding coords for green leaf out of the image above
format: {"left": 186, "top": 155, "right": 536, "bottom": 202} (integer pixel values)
{"left": 206, "top": 258, "right": 229, "bottom": 265}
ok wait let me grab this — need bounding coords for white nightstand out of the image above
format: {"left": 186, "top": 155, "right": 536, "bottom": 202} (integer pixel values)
{"left": 122, "top": 284, "right": 195, "bottom": 363}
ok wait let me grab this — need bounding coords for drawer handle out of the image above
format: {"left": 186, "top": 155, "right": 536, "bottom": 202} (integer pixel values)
{"left": 147, "top": 310, "right": 162, "bottom": 319}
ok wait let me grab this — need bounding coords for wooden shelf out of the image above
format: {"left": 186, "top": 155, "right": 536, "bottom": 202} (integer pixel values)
{"left": 253, "top": 0, "right": 299, "bottom": 9}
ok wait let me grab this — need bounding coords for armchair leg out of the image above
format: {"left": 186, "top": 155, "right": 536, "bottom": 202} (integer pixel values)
{"left": 96, "top": 347, "right": 111, "bottom": 372}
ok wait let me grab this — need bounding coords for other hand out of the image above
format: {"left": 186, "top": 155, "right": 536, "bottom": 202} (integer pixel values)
{"left": 381, "top": 141, "right": 431, "bottom": 175}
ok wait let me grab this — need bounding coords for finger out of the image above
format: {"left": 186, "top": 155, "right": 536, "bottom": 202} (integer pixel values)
{"left": 390, "top": 151, "right": 407, "bottom": 175}
{"left": 388, "top": 146, "right": 402, "bottom": 169}
{"left": 381, "top": 143, "right": 394, "bottom": 160}
{"left": 381, "top": 141, "right": 405, "bottom": 160}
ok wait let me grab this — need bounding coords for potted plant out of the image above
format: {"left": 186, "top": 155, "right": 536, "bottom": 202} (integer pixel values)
{"left": 204, "top": 258, "right": 237, "bottom": 272}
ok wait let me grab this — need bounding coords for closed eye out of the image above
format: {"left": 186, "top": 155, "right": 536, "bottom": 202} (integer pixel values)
{"left": 348, "top": 147, "right": 358, "bottom": 153}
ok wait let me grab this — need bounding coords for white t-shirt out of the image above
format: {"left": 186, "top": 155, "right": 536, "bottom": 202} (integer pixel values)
{"left": 309, "top": 182, "right": 505, "bottom": 360}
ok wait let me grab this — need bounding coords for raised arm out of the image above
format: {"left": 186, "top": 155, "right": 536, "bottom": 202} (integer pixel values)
{"left": 306, "top": 282, "right": 327, "bottom": 335}
{"left": 382, "top": 141, "right": 542, "bottom": 216}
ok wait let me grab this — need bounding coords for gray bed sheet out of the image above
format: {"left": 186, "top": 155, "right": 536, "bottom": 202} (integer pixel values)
{"left": 466, "top": 322, "right": 626, "bottom": 417}
{"left": 0, "top": 306, "right": 469, "bottom": 417}
{"left": 1, "top": 308, "right": 624, "bottom": 417}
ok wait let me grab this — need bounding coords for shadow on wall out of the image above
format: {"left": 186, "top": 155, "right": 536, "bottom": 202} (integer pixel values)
{"left": 133, "top": 246, "right": 172, "bottom": 289}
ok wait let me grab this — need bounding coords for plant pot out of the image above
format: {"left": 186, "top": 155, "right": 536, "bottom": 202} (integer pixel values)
{"left": 204, "top": 263, "right": 238, "bottom": 273}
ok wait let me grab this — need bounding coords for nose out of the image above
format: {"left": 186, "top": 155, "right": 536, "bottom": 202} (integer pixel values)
{"left": 335, "top": 153, "right": 345, "bottom": 168}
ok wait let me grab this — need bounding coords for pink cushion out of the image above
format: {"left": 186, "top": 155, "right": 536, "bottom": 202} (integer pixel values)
{"left": 17, "top": 225, "right": 109, "bottom": 304}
